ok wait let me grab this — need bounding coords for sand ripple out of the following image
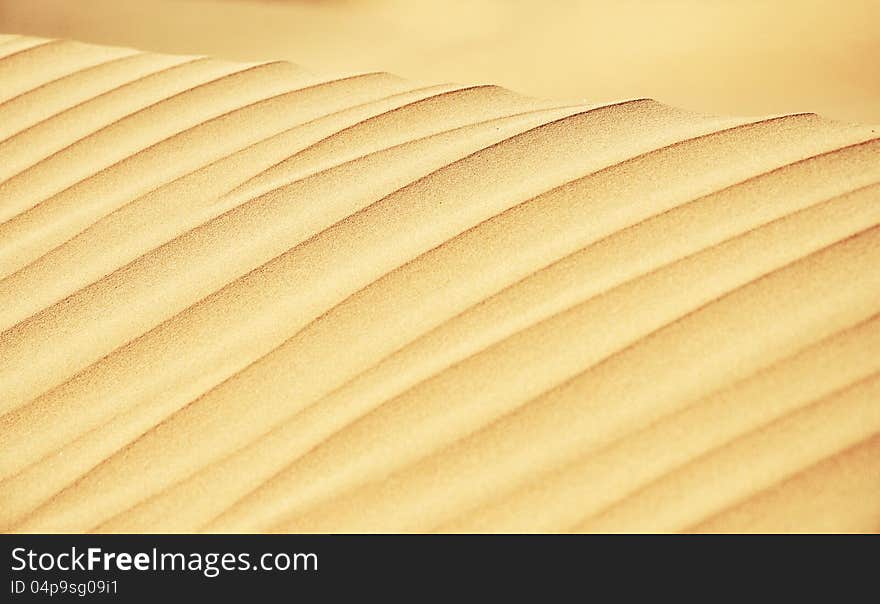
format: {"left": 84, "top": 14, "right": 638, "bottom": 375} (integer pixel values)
{"left": 0, "top": 35, "right": 878, "bottom": 533}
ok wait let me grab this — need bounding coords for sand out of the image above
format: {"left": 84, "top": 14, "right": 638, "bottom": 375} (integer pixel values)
{"left": 1, "top": 0, "right": 878, "bottom": 124}
{"left": 0, "top": 34, "right": 878, "bottom": 533}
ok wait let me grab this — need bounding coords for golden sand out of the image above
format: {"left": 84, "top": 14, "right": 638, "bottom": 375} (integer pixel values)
{"left": 1, "top": 0, "right": 878, "bottom": 124}
{"left": 0, "top": 34, "right": 878, "bottom": 533}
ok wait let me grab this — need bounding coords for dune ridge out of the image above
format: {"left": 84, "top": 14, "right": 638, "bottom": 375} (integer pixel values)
{"left": 0, "top": 35, "right": 878, "bottom": 533}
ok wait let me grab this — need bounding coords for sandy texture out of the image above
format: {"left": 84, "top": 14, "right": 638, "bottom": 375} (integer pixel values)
{"left": 1, "top": 0, "right": 878, "bottom": 124}
{"left": 0, "top": 34, "right": 878, "bottom": 533}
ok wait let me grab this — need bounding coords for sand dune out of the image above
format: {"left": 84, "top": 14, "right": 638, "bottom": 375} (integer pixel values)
{"left": 1, "top": 0, "right": 878, "bottom": 124}
{"left": 0, "top": 35, "right": 878, "bottom": 533}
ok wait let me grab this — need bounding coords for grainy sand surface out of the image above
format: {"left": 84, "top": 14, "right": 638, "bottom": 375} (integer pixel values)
{"left": 0, "top": 33, "right": 878, "bottom": 533}
{"left": 1, "top": 0, "right": 878, "bottom": 123}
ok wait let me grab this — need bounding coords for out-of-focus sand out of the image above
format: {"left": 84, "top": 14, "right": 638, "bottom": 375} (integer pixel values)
{"left": 0, "top": 32, "right": 878, "bottom": 534}
{"left": 0, "top": 0, "right": 878, "bottom": 123}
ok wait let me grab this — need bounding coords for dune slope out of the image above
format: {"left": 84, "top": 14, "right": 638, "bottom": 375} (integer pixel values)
{"left": 0, "top": 35, "right": 878, "bottom": 533}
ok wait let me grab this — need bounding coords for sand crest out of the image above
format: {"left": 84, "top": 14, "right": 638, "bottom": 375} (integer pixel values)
{"left": 0, "top": 35, "right": 878, "bottom": 533}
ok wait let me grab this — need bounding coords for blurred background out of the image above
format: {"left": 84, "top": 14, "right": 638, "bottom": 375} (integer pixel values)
{"left": 1, "top": 0, "right": 878, "bottom": 123}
